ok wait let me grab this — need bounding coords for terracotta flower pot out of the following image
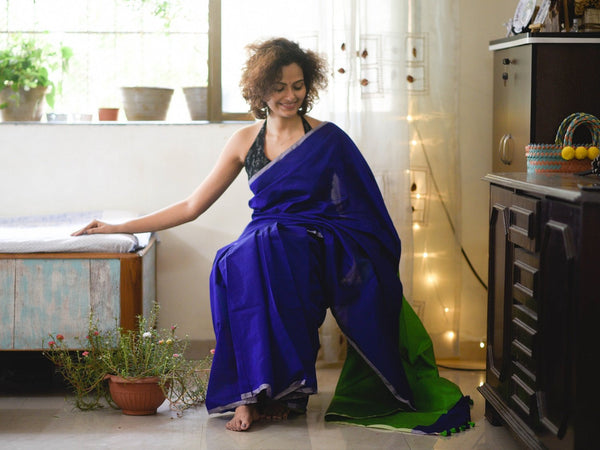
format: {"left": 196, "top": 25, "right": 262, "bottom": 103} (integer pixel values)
{"left": 0, "top": 86, "right": 48, "bottom": 122}
{"left": 98, "top": 107, "right": 119, "bottom": 121}
{"left": 106, "top": 374, "right": 166, "bottom": 415}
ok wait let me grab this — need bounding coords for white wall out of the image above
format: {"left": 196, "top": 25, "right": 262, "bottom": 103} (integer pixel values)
{"left": 0, "top": 122, "right": 250, "bottom": 341}
{"left": 456, "top": 1, "right": 516, "bottom": 358}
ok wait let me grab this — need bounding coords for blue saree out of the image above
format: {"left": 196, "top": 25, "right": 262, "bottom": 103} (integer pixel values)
{"left": 206, "top": 122, "right": 471, "bottom": 434}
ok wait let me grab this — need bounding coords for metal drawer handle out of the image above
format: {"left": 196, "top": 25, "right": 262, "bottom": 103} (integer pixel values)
{"left": 499, "top": 134, "right": 514, "bottom": 165}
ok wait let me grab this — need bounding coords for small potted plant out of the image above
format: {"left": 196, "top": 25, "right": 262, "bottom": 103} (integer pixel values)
{"left": 44, "top": 303, "right": 213, "bottom": 415}
{"left": 0, "top": 35, "right": 72, "bottom": 121}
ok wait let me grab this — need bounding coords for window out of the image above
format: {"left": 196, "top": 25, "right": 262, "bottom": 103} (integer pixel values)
{"left": 1, "top": 0, "right": 212, "bottom": 121}
{"left": 1, "top": 0, "right": 321, "bottom": 122}
{"left": 220, "top": 0, "right": 320, "bottom": 115}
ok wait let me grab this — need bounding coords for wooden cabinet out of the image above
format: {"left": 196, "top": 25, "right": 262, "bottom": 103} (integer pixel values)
{"left": 479, "top": 173, "right": 600, "bottom": 450}
{"left": 0, "top": 237, "right": 157, "bottom": 350}
{"left": 490, "top": 34, "right": 600, "bottom": 172}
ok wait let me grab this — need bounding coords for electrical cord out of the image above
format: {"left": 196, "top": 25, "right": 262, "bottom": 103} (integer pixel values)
{"left": 412, "top": 123, "right": 488, "bottom": 292}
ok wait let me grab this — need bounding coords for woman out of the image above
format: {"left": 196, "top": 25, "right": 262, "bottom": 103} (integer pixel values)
{"left": 74, "top": 38, "right": 471, "bottom": 434}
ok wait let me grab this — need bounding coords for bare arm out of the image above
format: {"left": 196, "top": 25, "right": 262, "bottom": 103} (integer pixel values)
{"left": 72, "top": 127, "right": 252, "bottom": 236}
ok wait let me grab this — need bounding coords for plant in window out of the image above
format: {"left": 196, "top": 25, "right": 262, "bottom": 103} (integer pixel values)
{"left": 0, "top": 35, "right": 72, "bottom": 120}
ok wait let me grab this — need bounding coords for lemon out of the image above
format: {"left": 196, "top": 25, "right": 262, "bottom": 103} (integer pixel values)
{"left": 588, "top": 146, "right": 600, "bottom": 160}
{"left": 561, "top": 146, "right": 575, "bottom": 160}
{"left": 575, "top": 146, "right": 588, "bottom": 160}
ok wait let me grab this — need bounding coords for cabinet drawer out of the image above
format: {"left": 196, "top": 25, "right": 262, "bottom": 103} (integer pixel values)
{"left": 513, "top": 259, "right": 539, "bottom": 305}
{"left": 510, "top": 373, "right": 536, "bottom": 418}
{"left": 512, "top": 360, "right": 536, "bottom": 385}
{"left": 513, "top": 303, "right": 537, "bottom": 330}
{"left": 508, "top": 195, "right": 540, "bottom": 251}
{"left": 511, "top": 338, "right": 535, "bottom": 374}
{"left": 512, "top": 316, "right": 537, "bottom": 351}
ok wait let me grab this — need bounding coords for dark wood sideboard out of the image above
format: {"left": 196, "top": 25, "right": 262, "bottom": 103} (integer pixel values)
{"left": 479, "top": 172, "right": 600, "bottom": 450}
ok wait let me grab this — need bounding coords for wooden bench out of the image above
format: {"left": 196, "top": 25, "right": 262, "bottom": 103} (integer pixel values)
{"left": 0, "top": 235, "right": 157, "bottom": 350}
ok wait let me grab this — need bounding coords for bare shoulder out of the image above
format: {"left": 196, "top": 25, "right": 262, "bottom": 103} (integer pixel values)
{"left": 224, "top": 121, "right": 263, "bottom": 162}
{"left": 304, "top": 115, "right": 323, "bottom": 129}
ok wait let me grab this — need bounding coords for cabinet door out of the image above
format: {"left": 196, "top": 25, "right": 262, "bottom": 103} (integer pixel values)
{"left": 492, "top": 45, "right": 532, "bottom": 173}
{"left": 533, "top": 44, "right": 600, "bottom": 144}
{"left": 536, "top": 200, "right": 579, "bottom": 440}
{"left": 487, "top": 186, "right": 512, "bottom": 389}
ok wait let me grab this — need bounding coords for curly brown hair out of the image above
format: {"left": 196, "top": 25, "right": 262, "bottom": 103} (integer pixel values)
{"left": 240, "top": 38, "right": 328, "bottom": 119}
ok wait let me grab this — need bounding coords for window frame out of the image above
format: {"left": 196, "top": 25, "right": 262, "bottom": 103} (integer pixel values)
{"left": 0, "top": 0, "right": 253, "bottom": 123}
{"left": 208, "top": 0, "right": 253, "bottom": 122}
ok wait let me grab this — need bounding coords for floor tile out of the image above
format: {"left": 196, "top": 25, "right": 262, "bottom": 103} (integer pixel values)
{"left": 0, "top": 356, "right": 522, "bottom": 449}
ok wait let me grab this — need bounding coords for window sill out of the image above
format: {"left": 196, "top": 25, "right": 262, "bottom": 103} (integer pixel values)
{"left": 0, "top": 120, "right": 254, "bottom": 126}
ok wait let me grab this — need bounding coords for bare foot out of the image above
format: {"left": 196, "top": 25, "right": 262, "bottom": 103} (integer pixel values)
{"left": 225, "top": 404, "right": 261, "bottom": 432}
{"left": 261, "top": 398, "right": 289, "bottom": 421}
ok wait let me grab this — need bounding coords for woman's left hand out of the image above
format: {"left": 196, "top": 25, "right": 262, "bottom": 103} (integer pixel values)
{"left": 71, "top": 219, "right": 117, "bottom": 236}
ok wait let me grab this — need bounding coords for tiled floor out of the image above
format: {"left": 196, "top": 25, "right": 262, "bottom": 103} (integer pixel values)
{"left": 0, "top": 357, "right": 521, "bottom": 449}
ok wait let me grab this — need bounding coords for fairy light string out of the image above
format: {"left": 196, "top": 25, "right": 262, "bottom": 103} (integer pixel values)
{"left": 408, "top": 114, "right": 488, "bottom": 291}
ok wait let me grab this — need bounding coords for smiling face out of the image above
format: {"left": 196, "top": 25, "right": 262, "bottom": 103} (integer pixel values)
{"left": 264, "top": 63, "right": 306, "bottom": 119}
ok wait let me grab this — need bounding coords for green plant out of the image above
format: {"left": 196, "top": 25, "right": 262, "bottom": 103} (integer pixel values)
{"left": 0, "top": 35, "right": 73, "bottom": 109}
{"left": 44, "top": 303, "right": 213, "bottom": 412}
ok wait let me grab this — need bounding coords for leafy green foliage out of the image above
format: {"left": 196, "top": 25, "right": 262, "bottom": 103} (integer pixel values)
{"left": 44, "top": 303, "right": 212, "bottom": 412}
{"left": 0, "top": 36, "right": 72, "bottom": 108}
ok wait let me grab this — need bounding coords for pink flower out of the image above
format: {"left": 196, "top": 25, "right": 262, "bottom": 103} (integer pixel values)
{"left": 56, "top": 334, "right": 64, "bottom": 341}
{"left": 171, "top": 326, "right": 176, "bottom": 331}
{"left": 173, "top": 353, "right": 181, "bottom": 358}
{"left": 158, "top": 339, "right": 165, "bottom": 345}
{"left": 93, "top": 331, "right": 99, "bottom": 336}
{"left": 210, "top": 348, "right": 215, "bottom": 355}
{"left": 82, "top": 351, "right": 89, "bottom": 357}
{"left": 48, "top": 341, "right": 56, "bottom": 347}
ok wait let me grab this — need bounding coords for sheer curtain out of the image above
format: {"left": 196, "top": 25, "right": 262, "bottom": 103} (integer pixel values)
{"left": 315, "top": 0, "right": 413, "bottom": 361}
{"left": 316, "top": 0, "right": 464, "bottom": 361}
{"left": 406, "top": 0, "right": 462, "bottom": 360}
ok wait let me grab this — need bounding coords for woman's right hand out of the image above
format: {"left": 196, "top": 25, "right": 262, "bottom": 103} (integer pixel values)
{"left": 71, "top": 219, "right": 118, "bottom": 236}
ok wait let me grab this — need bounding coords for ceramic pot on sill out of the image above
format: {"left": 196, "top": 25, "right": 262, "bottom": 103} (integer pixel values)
{"left": 120, "top": 87, "right": 174, "bottom": 121}
{"left": 0, "top": 86, "right": 48, "bottom": 122}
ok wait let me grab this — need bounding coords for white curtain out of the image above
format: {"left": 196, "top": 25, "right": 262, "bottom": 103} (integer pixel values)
{"left": 406, "top": 0, "right": 462, "bottom": 360}
{"left": 316, "top": 0, "right": 464, "bottom": 361}
{"left": 315, "top": 0, "right": 413, "bottom": 361}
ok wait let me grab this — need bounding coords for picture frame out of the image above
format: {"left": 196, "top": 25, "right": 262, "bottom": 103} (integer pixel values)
{"left": 531, "top": 0, "right": 563, "bottom": 32}
{"left": 533, "top": 0, "right": 552, "bottom": 26}
{"left": 512, "top": 0, "right": 537, "bottom": 34}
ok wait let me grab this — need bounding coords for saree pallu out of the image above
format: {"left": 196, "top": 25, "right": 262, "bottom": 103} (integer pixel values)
{"left": 206, "top": 122, "right": 471, "bottom": 434}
